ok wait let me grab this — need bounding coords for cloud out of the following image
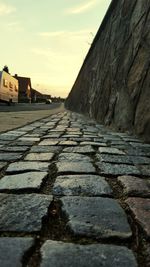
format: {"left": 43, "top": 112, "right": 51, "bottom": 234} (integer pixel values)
{"left": 65, "top": 0, "right": 97, "bottom": 14}
{"left": 0, "top": 3, "right": 16, "bottom": 16}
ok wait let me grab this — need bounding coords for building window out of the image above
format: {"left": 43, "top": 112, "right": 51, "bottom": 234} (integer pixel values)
{"left": 3, "top": 79, "right": 8, "bottom": 87}
{"left": 15, "top": 85, "right": 18, "bottom": 92}
{"left": 9, "top": 82, "right": 13, "bottom": 88}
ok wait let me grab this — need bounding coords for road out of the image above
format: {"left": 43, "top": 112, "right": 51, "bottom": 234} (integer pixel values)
{"left": 0, "top": 102, "right": 65, "bottom": 132}
{"left": 0, "top": 110, "right": 149, "bottom": 266}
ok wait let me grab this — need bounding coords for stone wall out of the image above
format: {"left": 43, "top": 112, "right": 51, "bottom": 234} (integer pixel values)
{"left": 65, "top": 0, "right": 150, "bottom": 142}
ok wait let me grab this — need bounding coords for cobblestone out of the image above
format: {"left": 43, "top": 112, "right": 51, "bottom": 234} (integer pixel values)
{"left": 0, "top": 194, "right": 52, "bottom": 232}
{"left": 11, "top": 140, "right": 36, "bottom": 146}
{"left": 80, "top": 141, "right": 107, "bottom": 146}
{"left": 98, "top": 147, "right": 125, "bottom": 155}
{"left": 96, "top": 154, "right": 133, "bottom": 164}
{"left": 18, "top": 137, "right": 40, "bottom": 142}
{"left": 59, "top": 140, "right": 78, "bottom": 146}
{"left": 0, "top": 162, "right": 8, "bottom": 170}
{"left": 0, "top": 152, "right": 23, "bottom": 161}
{"left": 38, "top": 139, "right": 59, "bottom": 146}
{"left": 0, "top": 110, "right": 149, "bottom": 266}
{"left": 138, "top": 165, "right": 150, "bottom": 176}
{"left": 117, "top": 176, "right": 150, "bottom": 197}
{"left": 97, "top": 162, "right": 140, "bottom": 176}
{"left": 0, "top": 237, "right": 34, "bottom": 267}
{"left": 53, "top": 175, "right": 112, "bottom": 196}
{"left": 63, "top": 145, "right": 95, "bottom": 154}
{"left": 126, "top": 197, "right": 150, "bottom": 238}
{"left": 41, "top": 241, "right": 137, "bottom": 267}
{"left": 6, "top": 161, "right": 50, "bottom": 173}
{"left": 0, "top": 134, "right": 18, "bottom": 141}
{"left": 57, "top": 161, "right": 96, "bottom": 174}
{"left": 58, "top": 153, "right": 92, "bottom": 162}
{"left": 24, "top": 152, "right": 54, "bottom": 161}
{"left": 30, "top": 145, "right": 61, "bottom": 153}
{"left": 0, "top": 146, "right": 29, "bottom": 152}
{"left": 0, "top": 172, "right": 48, "bottom": 190}
{"left": 43, "top": 134, "right": 62, "bottom": 139}
{"left": 61, "top": 196, "right": 131, "bottom": 239}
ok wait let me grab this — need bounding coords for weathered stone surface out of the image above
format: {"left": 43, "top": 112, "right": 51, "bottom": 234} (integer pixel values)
{"left": 53, "top": 175, "right": 112, "bottom": 196}
{"left": 48, "top": 130, "right": 64, "bottom": 133}
{"left": 61, "top": 196, "right": 131, "bottom": 239}
{"left": 6, "top": 161, "right": 50, "bottom": 173}
{"left": 42, "top": 134, "right": 61, "bottom": 139}
{"left": 0, "top": 146, "right": 29, "bottom": 152}
{"left": 130, "top": 142, "right": 150, "bottom": 149}
{"left": 118, "top": 176, "right": 150, "bottom": 197}
{"left": 126, "top": 197, "right": 150, "bottom": 237}
{"left": 65, "top": 0, "right": 150, "bottom": 142}
{"left": 97, "top": 162, "right": 140, "bottom": 176}
{"left": 68, "top": 137, "right": 92, "bottom": 142}
{"left": 125, "top": 147, "right": 148, "bottom": 157}
{"left": 0, "top": 237, "right": 34, "bottom": 267}
{"left": 17, "top": 126, "right": 36, "bottom": 131}
{"left": 80, "top": 141, "right": 107, "bottom": 146}
{"left": 84, "top": 126, "right": 98, "bottom": 132}
{"left": 18, "top": 137, "right": 40, "bottom": 142}
{"left": 0, "top": 193, "right": 52, "bottom": 232}
{"left": 97, "top": 154, "right": 133, "bottom": 164}
{"left": 0, "top": 153, "right": 22, "bottom": 161}
{"left": 3, "top": 130, "right": 26, "bottom": 136}
{"left": 0, "top": 134, "right": 17, "bottom": 141}
{"left": 123, "top": 137, "right": 141, "bottom": 143}
{"left": 57, "top": 162, "right": 96, "bottom": 174}
{"left": 62, "top": 134, "right": 80, "bottom": 138}
{"left": 58, "top": 153, "right": 91, "bottom": 162}
{"left": 24, "top": 134, "right": 41, "bottom": 138}
{"left": 63, "top": 145, "right": 95, "bottom": 154}
{"left": 59, "top": 140, "right": 78, "bottom": 146}
{"left": 30, "top": 145, "right": 61, "bottom": 153}
{"left": 98, "top": 147, "right": 125, "bottom": 155}
{"left": 138, "top": 165, "right": 150, "bottom": 176}
{"left": 128, "top": 156, "right": 150, "bottom": 165}
{"left": 11, "top": 140, "right": 35, "bottom": 146}
{"left": 24, "top": 153, "right": 54, "bottom": 161}
{"left": 66, "top": 127, "right": 80, "bottom": 132}
{"left": 0, "top": 172, "right": 48, "bottom": 190}
{"left": 83, "top": 134, "right": 97, "bottom": 139}
{"left": 0, "top": 140, "right": 10, "bottom": 145}
{"left": 38, "top": 139, "right": 59, "bottom": 146}
{"left": 0, "top": 162, "right": 7, "bottom": 170}
{"left": 66, "top": 131, "right": 81, "bottom": 135}
{"left": 41, "top": 240, "right": 137, "bottom": 267}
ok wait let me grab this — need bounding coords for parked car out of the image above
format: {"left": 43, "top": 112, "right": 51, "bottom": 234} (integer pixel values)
{"left": 45, "top": 99, "right": 52, "bottom": 104}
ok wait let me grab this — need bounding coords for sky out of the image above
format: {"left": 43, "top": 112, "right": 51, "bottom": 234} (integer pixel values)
{"left": 0, "top": 0, "right": 112, "bottom": 97}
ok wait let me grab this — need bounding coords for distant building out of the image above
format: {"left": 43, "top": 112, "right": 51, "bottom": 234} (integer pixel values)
{"left": 14, "top": 75, "right": 31, "bottom": 103}
{"left": 31, "top": 88, "right": 51, "bottom": 102}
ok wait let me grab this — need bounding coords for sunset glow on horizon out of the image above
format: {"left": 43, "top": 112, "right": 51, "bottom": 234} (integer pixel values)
{"left": 0, "top": 0, "right": 111, "bottom": 97}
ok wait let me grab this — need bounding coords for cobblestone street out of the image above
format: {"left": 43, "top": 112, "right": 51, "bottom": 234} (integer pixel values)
{"left": 0, "top": 111, "right": 149, "bottom": 266}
